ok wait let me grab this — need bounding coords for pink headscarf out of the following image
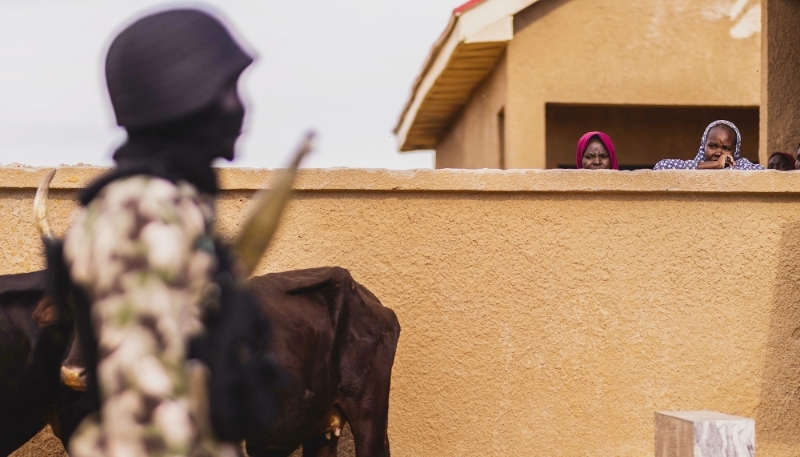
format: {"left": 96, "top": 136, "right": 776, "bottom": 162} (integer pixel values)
{"left": 576, "top": 131, "right": 618, "bottom": 170}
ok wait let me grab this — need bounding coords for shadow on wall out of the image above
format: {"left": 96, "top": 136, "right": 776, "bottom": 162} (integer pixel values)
{"left": 758, "top": 222, "right": 800, "bottom": 448}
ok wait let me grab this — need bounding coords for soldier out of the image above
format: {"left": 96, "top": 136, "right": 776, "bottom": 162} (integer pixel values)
{"left": 58, "top": 8, "right": 262, "bottom": 457}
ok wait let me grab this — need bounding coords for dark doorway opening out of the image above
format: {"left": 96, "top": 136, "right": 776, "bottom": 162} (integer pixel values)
{"left": 498, "top": 108, "right": 506, "bottom": 170}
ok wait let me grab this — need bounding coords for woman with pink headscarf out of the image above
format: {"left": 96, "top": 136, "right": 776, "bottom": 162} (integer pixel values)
{"left": 576, "top": 131, "right": 618, "bottom": 170}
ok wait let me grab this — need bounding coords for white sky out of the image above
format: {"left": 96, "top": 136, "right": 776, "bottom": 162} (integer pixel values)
{"left": 0, "top": 1, "right": 461, "bottom": 169}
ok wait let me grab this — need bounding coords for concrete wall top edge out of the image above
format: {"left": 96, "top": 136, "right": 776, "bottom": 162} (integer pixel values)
{"left": 1, "top": 166, "right": 800, "bottom": 194}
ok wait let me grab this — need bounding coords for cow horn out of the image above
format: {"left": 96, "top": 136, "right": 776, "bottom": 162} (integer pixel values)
{"left": 234, "top": 131, "right": 315, "bottom": 275}
{"left": 33, "top": 169, "right": 57, "bottom": 240}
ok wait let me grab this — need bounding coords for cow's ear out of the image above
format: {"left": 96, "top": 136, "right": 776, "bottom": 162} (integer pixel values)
{"left": 32, "top": 295, "right": 59, "bottom": 326}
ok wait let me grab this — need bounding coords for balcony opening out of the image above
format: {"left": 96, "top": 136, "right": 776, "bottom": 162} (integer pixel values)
{"left": 546, "top": 104, "right": 760, "bottom": 170}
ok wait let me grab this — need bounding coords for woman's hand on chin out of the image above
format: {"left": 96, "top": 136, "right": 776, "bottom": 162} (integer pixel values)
{"left": 698, "top": 153, "right": 735, "bottom": 169}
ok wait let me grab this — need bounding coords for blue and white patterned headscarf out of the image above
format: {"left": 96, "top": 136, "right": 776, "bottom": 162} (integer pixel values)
{"left": 692, "top": 120, "right": 741, "bottom": 161}
{"left": 654, "top": 120, "right": 763, "bottom": 170}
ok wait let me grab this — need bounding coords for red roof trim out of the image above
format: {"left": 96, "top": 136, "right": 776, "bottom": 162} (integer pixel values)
{"left": 453, "top": 0, "right": 488, "bottom": 15}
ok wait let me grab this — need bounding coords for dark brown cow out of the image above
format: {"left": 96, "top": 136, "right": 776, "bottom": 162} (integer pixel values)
{"left": 3, "top": 267, "right": 400, "bottom": 457}
{"left": 245, "top": 267, "right": 400, "bottom": 457}
{"left": 0, "top": 270, "right": 72, "bottom": 456}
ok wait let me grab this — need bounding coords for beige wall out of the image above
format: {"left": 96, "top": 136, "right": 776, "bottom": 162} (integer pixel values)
{"left": 6, "top": 167, "right": 800, "bottom": 456}
{"left": 505, "top": 0, "right": 761, "bottom": 169}
{"left": 437, "top": 53, "right": 507, "bottom": 169}
{"left": 760, "top": 0, "right": 800, "bottom": 164}
{"left": 546, "top": 104, "right": 760, "bottom": 168}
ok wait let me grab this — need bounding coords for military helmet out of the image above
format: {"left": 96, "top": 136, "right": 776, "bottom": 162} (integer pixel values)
{"left": 105, "top": 8, "right": 253, "bottom": 129}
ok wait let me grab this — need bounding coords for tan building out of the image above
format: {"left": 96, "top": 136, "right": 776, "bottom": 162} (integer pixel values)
{"left": 394, "top": 0, "right": 764, "bottom": 169}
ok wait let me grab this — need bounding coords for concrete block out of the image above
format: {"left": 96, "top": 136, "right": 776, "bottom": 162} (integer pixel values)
{"left": 655, "top": 411, "right": 754, "bottom": 457}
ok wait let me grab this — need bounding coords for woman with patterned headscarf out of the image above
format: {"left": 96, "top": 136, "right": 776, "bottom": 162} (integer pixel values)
{"left": 653, "top": 120, "right": 764, "bottom": 170}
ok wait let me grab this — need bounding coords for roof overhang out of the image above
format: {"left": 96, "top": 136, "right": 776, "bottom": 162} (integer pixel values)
{"left": 394, "top": 0, "right": 540, "bottom": 152}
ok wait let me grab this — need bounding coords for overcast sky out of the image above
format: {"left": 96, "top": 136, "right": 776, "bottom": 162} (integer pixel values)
{"left": 0, "top": 1, "right": 461, "bottom": 169}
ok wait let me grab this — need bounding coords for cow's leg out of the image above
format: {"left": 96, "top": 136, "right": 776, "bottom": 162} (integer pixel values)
{"left": 251, "top": 451, "right": 294, "bottom": 457}
{"left": 245, "top": 443, "right": 296, "bottom": 457}
{"left": 336, "top": 278, "right": 398, "bottom": 457}
{"left": 340, "top": 381, "right": 391, "bottom": 457}
{"left": 302, "top": 434, "right": 339, "bottom": 457}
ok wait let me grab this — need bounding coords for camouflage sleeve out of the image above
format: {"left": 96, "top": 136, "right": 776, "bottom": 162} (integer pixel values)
{"left": 63, "top": 176, "right": 229, "bottom": 457}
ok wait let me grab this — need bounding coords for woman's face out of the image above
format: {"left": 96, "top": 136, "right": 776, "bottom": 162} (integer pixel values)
{"left": 582, "top": 139, "right": 611, "bottom": 169}
{"left": 704, "top": 126, "right": 736, "bottom": 162}
{"left": 768, "top": 154, "right": 793, "bottom": 171}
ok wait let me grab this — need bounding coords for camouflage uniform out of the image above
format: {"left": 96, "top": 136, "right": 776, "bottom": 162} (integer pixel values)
{"left": 64, "top": 175, "right": 236, "bottom": 457}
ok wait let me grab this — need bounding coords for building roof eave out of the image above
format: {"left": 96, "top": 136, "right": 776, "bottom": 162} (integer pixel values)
{"left": 394, "top": 0, "right": 540, "bottom": 152}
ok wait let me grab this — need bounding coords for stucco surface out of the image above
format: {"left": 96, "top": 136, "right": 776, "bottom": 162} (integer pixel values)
{"left": 437, "top": 52, "right": 507, "bottom": 169}
{"left": 5, "top": 167, "right": 800, "bottom": 456}
{"left": 506, "top": 0, "right": 761, "bottom": 169}
{"left": 760, "top": 0, "right": 800, "bottom": 165}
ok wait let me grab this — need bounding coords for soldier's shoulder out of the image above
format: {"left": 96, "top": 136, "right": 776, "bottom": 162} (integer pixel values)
{"left": 74, "top": 175, "right": 212, "bottom": 237}
{"left": 86, "top": 175, "right": 208, "bottom": 210}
